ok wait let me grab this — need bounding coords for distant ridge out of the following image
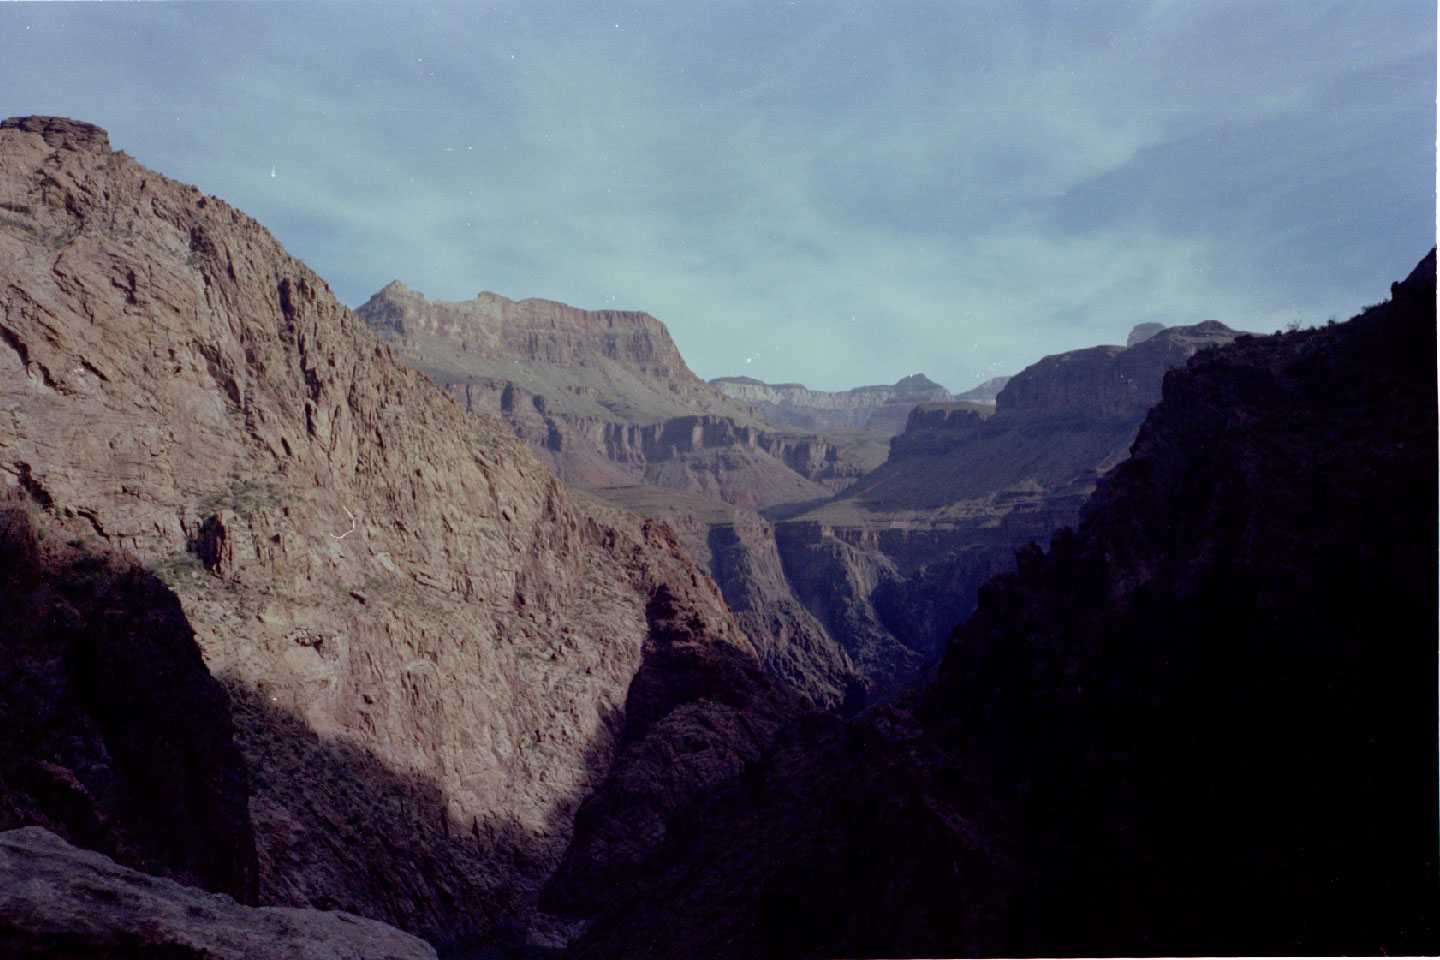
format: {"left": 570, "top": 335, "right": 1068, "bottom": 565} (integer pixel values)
{"left": 709, "top": 373, "right": 953, "bottom": 433}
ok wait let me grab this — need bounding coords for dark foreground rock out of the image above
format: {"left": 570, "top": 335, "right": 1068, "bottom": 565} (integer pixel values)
{"left": 929, "top": 248, "right": 1439, "bottom": 955}
{"left": 0, "top": 826, "right": 435, "bottom": 960}
{"left": 567, "top": 251, "right": 1439, "bottom": 958}
{"left": 0, "top": 488, "right": 257, "bottom": 903}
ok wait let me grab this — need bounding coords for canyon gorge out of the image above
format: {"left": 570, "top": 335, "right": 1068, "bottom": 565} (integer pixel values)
{"left": 0, "top": 116, "right": 1433, "bottom": 958}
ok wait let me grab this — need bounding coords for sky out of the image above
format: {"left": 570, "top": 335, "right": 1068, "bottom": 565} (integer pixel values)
{"left": 2, "top": 1, "right": 1434, "bottom": 392}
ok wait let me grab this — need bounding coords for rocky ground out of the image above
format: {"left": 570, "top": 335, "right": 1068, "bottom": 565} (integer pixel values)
{"left": 0, "top": 826, "right": 438, "bottom": 960}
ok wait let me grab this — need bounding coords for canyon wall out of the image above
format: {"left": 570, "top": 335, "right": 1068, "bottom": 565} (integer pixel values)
{"left": 0, "top": 115, "right": 798, "bottom": 949}
{"left": 769, "top": 319, "right": 1247, "bottom": 695}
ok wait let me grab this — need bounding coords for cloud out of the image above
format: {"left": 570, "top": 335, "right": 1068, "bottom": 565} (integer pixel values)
{"left": 1, "top": 0, "right": 1432, "bottom": 392}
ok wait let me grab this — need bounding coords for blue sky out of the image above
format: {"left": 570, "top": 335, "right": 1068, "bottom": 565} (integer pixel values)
{"left": 3, "top": 1, "right": 1433, "bottom": 391}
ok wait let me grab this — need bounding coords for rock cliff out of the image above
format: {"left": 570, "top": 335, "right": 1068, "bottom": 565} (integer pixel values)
{"left": 709, "top": 372, "right": 954, "bottom": 433}
{"left": 0, "top": 827, "right": 437, "bottom": 960}
{"left": 568, "top": 250, "right": 1439, "bottom": 958}
{"left": 358, "top": 282, "right": 879, "bottom": 711}
{"left": 772, "top": 320, "right": 1248, "bottom": 695}
{"left": 358, "top": 284, "right": 878, "bottom": 501}
{"left": 0, "top": 116, "right": 796, "bottom": 948}
{"left": 996, "top": 318, "right": 1241, "bottom": 418}
{"left": 926, "top": 250, "right": 1439, "bottom": 954}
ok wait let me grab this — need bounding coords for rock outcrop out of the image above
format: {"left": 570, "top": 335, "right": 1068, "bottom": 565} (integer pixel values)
{"left": 772, "top": 320, "right": 1249, "bottom": 695}
{"left": 997, "top": 318, "right": 1240, "bottom": 418}
{"left": 926, "top": 250, "right": 1439, "bottom": 954}
{"left": 567, "top": 250, "right": 1439, "bottom": 959}
{"left": 710, "top": 372, "right": 954, "bottom": 433}
{"left": 0, "top": 826, "right": 436, "bottom": 960}
{"left": 0, "top": 116, "right": 796, "bottom": 947}
{"left": 0, "top": 489, "right": 257, "bottom": 903}
{"left": 358, "top": 284, "right": 879, "bottom": 501}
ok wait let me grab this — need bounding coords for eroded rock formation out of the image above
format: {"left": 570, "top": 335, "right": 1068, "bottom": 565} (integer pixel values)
{"left": 357, "top": 283, "right": 880, "bottom": 501}
{"left": 773, "top": 319, "right": 1249, "bottom": 694}
{"left": 357, "top": 281, "right": 878, "bottom": 711}
{"left": 0, "top": 489, "right": 257, "bottom": 903}
{"left": 0, "top": 116, "right": 795, "bottom": 948}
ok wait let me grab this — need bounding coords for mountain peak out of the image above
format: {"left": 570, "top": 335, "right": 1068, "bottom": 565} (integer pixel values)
{"left": 893, "top": 373, "right": 944, "bottom": 392}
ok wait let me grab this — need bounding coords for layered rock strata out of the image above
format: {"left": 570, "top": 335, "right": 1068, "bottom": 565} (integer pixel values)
{"left": 358, "top": 282, "right": 879, "bottom": 711}
{"left": 775, "top": 319, "right": 1247, "bottom": 693}
{"left": 709, "top": 372, "right": 954, "bottom": 433}
{"left": 358, "top": 284, "right": 880, "bottom": 500}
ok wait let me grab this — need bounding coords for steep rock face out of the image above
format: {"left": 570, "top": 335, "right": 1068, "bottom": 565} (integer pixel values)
{"left": 361, "top": 281, "right": 699, "bottom": 387}
{"left": 0, "top": 117, "right": 789, "bottom": 945}
{"left": 539, "top": 580, "right": 805, "bottom": 920}
{"left": 710, "top": 372, "right": 953, "bottom": 433}
{"left": 0, "top": 827, "right": 436, "bottom": 960}
{"left": 775, "top": 321, "right": 1247, "bottom": 695}
{"left": 568, "top": 251, "right": 1439, "bottom": 959}
{"left": 576, "top": 485, "right": 867, "bottom": 715}
{"left": 0, "top": 489, "right": 257, "bottom": 903}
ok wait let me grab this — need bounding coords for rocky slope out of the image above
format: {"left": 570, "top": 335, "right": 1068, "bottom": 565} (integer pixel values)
{"left": 773, "top": 319, "right": 1247, "bottom": 693}
{"left": 0, "top": 826, "right": 436, "bottom": 960}
{"left": 568, "top": 250, "right": 1439, "bottom": 959}
{"left": 710, "top": 372, "right": 953, "bottom": 433}
{"left": 0, "top": 116, "right": 800, "bottom": 949}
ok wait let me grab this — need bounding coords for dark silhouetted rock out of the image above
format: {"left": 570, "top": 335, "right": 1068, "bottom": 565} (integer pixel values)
{"left": 0, "top": 826, "right": 436, "bottom": 959}
{"left": 567, "top": 251, "right": 1438, "bottom": 958}
{"left": 0, "top": 488, "right": 258, "bottom": 902}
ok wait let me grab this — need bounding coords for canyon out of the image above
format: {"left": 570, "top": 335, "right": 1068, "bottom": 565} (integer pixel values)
{"left": 566, "top": 249, "right": 1439, "bottom": 959}
{"left": 0, "top": 114, "right": 1432, "bottom": 958}
{"left": 359, "top": 279, "right": 1247, "bottom": 708}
